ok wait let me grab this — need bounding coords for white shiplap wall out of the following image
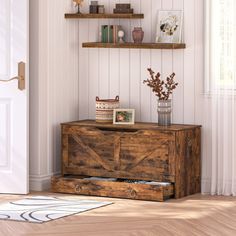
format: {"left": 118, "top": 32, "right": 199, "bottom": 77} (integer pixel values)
{"left": 29, "top": 0, "right": 204, "bottom": 190}
{"left": 78, "top": 0, "right": 204, "bottom": 126}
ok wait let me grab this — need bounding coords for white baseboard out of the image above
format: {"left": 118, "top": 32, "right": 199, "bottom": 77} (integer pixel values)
{"left": 29, "top": 174, "right": 56, "bottom": 191}
{"left": 29, "top": 174, "right": 51, "bottom": 191}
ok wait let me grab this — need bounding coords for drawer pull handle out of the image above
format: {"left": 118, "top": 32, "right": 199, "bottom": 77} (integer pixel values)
{"left": 129, "top": 189, "right": 137, "bottom": 198}
{"left": 75, "top": 185, "right": 83, "bottom": 193}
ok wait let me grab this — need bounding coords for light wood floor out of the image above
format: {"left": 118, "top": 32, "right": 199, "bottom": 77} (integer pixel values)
{"left": 0, "top": 193, "right": 235, "bottom": 236}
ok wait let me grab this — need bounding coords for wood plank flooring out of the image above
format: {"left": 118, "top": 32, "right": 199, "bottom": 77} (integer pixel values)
{"left": 0, "top": 193, "right": 235, "bottom": 236}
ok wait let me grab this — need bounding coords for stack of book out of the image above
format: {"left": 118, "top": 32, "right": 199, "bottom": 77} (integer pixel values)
{"left": 101, "top": 25, "right": 122, "bottom": 43}
{"left": 113, "top": 3, "right": 133, "bottom": 14}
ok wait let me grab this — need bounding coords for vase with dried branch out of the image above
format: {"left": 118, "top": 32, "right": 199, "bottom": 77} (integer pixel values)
{"left": 73, "top": 0, "right": 84, "bottom": 14}
{"left": 143, "top": 68, "right": 178, "bottom": 126}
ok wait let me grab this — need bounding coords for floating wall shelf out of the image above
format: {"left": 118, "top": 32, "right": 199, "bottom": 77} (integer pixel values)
{"left": 64, "top": 13, "right": 144, "bottom": 19}
{"left": 82, "top": 42, "right": 186, "bottom": 49}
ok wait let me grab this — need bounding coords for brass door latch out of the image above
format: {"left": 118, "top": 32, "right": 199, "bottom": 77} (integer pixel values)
{"left": 0, "top": 62, "right": 25, "bottom": 90}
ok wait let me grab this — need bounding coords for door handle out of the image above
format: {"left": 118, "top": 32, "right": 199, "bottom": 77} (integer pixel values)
{"left": 0, "top": 62, "right": 25, "bottom": 90}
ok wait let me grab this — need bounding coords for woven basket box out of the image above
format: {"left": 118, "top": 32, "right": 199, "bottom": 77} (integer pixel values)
{"left": 96, "top": 96, "right": 119, "bottom": 123}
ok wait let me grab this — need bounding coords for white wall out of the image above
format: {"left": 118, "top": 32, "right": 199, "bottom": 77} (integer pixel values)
{"left": 29, "top": 0, "right": 204, "bottom": 190}
{"left": 29, "top": 0, "right": 80, "bottom": 190}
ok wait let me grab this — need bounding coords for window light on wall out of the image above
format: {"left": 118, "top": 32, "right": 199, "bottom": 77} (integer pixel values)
{"left": 205, "top": 0, "right": 236, "bottom": 93}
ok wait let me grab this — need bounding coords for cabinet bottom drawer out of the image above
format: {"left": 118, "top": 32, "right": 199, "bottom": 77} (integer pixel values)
{"left": 51, "top": 176, "right": 174, "bottom": 202}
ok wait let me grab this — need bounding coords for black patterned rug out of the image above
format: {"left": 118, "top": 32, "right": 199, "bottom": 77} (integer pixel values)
{"left": 0, "top": 196, "right": 112, "bottom": 223}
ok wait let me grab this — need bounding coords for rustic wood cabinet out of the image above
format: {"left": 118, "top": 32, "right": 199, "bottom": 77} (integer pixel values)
{"left": 52, "top": 120, "right": 201, "bottom": 201}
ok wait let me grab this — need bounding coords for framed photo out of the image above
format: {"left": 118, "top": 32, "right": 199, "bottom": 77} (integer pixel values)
{"left": 113, "top": 109, "right": 135, "bottom": 125}
{"left": 156, "top": 10, "right": 183, "bottom": 43}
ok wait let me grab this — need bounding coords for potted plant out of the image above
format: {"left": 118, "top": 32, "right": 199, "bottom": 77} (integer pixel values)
{"left": 143, "top": 68, "right": 178, "bottom": 126}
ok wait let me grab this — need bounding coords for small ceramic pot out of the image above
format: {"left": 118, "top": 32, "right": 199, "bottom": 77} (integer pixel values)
{"left": 132, "top": 27, "right": 144, "bottom": 43}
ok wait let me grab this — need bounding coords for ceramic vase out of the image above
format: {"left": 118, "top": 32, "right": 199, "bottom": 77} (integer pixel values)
{"left": 157, "top": 99, "right": 172, "bottom": 126}
{"left": 132, "top": 27, "right": 144, "bottom": 43}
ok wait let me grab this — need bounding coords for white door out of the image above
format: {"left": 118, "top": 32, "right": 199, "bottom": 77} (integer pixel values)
{"left": 0, "top": 0, "right": 28, "bottom": 194}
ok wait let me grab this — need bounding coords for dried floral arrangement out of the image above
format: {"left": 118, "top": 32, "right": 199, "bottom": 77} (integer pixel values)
{"left": 73, "top": 0, "right": 84, "bottom": 13}
{"left": 143, "top": 68, "right": 178, "bottom": 100}
{"left": 73, "top": 0, "right": 84, "bottom": 6}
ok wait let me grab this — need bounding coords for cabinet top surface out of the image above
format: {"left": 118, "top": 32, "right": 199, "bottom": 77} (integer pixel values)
{"left": 61, "top": 120, "right": 201, "bottom": 131}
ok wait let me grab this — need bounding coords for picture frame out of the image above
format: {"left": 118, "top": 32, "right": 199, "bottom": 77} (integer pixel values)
{"left": 156, "top": 10, "right": 183, "bottom": 43}
{"left": 113, "top": 109, "right": 135, "bottom": 125}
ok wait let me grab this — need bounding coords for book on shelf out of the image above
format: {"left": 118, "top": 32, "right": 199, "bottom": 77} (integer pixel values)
{"left": 115, "top": 3, "right": 131, "bottom": 9}
{"left": 113, "top": 3, "right": 133, "bottom": 14}
{"left": 101, "top": 25, "right": 108, "bottom": 43}
{"left": 113, "top": 9, "right": 134, "bottom": 14}
{"left": 101, "top": 25, "right": 122, "bottom": 43}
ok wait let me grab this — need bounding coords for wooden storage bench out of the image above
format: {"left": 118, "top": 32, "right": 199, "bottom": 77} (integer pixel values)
{"left": 51, "top": 120, "right": 201, "bottom": 201}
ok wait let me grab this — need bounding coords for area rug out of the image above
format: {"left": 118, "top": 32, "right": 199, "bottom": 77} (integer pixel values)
{"left": 0, "top": 196, "right": 112, "bottom": 223}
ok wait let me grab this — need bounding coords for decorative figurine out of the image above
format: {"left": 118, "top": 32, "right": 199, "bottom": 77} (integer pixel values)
{"left": 118, "top": 30, "right": 125, "bottom": 43}
{"left": 73, "top": 0, "right": 84, "bottom": 14}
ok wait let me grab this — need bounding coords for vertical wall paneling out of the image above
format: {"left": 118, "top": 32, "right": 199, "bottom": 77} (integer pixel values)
{"left": 150, "top": 0, "right": 162, "bottom": 122}
{"left": 161, "top": 0, "right": 174, "bottom": 76}
{"left": 109, "top": 49, "right": 120, "bottom": 99}
{"left": 48, "top": 0, "right": 56, "bottom": 176}
{"left": 183, "top": 0, "right": 195, "bottom": 124}
{"left": 30, "top": 0, "right": 80, "bottom": 190}
{"left": 88, "top": 23, "right": 99, "bottom": 119}
{"left": 194, "top": 0, "right": 204, "bottom": 125}
{"left": 109, "top": 0, "right": 120, "bottom": 100}
{"left": 76, "top": 0, "right": 203, "bottom": 156}
{"left": 119, "top": 0, "right": 131, "bottom": 107}
{"left": 140, "top": 0, "right": 152, "bottom": 122}
{"left": 129, "top": 0, "right": 141, "bottom": 120}
{"left": 194, "top": 0, "right": 207, "bottom": 189}
{"left": 172, "top": 0, "right": 184, "bottom": 123}
{"left": 38, "top": 0, "right": 49, "bottom": 177}
{"left": 99, "top": 49, "right": 110, "bottom": 98}
{"left": 119, "top": 0, "right": 131, "bottom": 42}
{"left": 130, "top": 0, "right": 141, "bottom": 41}
{"left": 30, "top": 0, "right": 204, "bottom": 190}
{"left": 78, "top": 24, "right": 89, "bottom": 119}
{"left": 98, "top": 0, "right": 110, "bottom": 99}
{"left": 119, "top": 49, "right": 130, "bottom": 108}
{"left": 87, "top": 0, "right": 99, "bottom": 118}
{"left": 49, "top": 1, "right": 80, "bottom": 173}
{"left": 78, "top": 1, "right": 89, "bottom": 119}
{"left": 161, "top": 0, "right": 174, "bottom": 122}
{"left": 29, "top": 0, "right": 40, "bottom": 177}
{"left": 130, "top": 49, "right": 141, "bottom": 120}
{"left": 202, "top": 98, "right": 212, "bottom": 191}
